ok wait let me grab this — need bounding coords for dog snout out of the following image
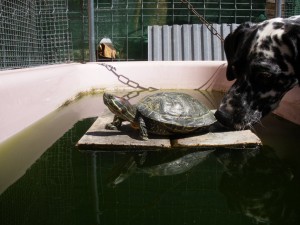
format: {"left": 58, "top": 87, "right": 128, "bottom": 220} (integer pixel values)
{"left": 214, "top": 110, "right": 235, "bottom": 130}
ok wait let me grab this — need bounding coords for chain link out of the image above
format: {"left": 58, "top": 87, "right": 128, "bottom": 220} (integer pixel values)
{"left": 99, "top": 63, "right": 159, "bottom": 100}
{"left": 100, "top": 0, "right": 226, "bottom": 99}
{"left": 181, "top": 0, "right": 224, "bottom": 42}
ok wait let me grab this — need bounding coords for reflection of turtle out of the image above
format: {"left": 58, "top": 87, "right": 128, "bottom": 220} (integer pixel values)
{"left": 139, "top": 150, "right": 214, "bottom": 176}
{"left": 107, "top": 150, "right": 214, "bottom": 187}
{"left": 103, "top": 92, "right": 216, "bottom": 140}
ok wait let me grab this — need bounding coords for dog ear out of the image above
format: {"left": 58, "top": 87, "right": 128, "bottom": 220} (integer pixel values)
{"left": 224, "top": 22, "right": 255, "bottom": 81}
{"left": 282, "top": 21, "right": 300, "bottom": 85}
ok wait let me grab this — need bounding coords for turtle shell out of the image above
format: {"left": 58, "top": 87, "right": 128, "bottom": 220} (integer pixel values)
{"left": 136, "top": 92, "right": 216, "bottom": 130}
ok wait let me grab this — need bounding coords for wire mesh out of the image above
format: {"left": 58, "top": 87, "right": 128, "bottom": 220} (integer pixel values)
{"left": 285, "top": 0, "right": 300, "bottom": 17}
{"left": 0, "top": 0, "right": 73, "bottom": 70}
{"left": 78, "top": 0, "right": 266, "bottom": 61}
{"left": 36, "top": 0, "right": 73, "bottom": 64}
{"left": 0, "top": 1, "right": 40, "bottom": 69}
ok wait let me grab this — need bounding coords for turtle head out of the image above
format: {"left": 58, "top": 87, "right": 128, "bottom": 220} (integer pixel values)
{"left": 103, "top": 93, "right": 136, "bottom": 122}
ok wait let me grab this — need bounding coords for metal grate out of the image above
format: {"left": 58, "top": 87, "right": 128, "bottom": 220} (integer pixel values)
{"left": 285, "top": 0, "right": 300, "bottom": 17}
{"left": 148, "top": 24, "right": 239, "bottom": 61}
{"left": 36, "top": 0, "right": 73, "bottom": 64}
{"left": 0, "top": 1, "right": 41, "bottom": 69}
{"left": 79, "top": 0, "right": 266, "bottom": 61}
{"left": 0, "top": 0, "right": 73, "bottom": 70}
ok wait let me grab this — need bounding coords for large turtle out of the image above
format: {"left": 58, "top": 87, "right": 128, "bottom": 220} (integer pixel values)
{"left": 103, "top": 92, "right": 216, "bottom": 140}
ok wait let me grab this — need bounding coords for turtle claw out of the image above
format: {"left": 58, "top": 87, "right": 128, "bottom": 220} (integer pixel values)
{"left": 105, "top": 116, "right": 123, "bottom": 130}
{"left": 105, "top": 123, "right": 118, "bottom": 130}
{"left": 140, "top": 136, "right": 149, "bottom": 141}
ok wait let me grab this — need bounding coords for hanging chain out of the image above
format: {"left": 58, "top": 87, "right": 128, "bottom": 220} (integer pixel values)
{"left": 100, "top": 2, "right": 225, "bottom": 98}
{"left": 99, "top": 63, "right": 159, "bottom": 100}
{"left": 181, "top": 0, "right": 224, "bottom": 42}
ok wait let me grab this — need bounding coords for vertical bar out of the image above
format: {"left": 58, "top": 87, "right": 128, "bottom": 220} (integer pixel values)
{"left": 202, "top": 25, "right": 212, "bottom": 60}
{"left": 182, "top": 25, "right": 191, "bottom": 60}
{"left": 218, "top": 0, "right": 221, "bottom": 23}
{"left": 91, "top": 153, "right": 100, "bottom": 224}
{"left": 153, "top": 25, "right": 162, "bottom": 60}
{"left": 88, "top": 0, "right": 96, "bottom": 62}
{"left": 249, "top": 0, "right": 253, "bottom": 21}
{"left": 141, "top": 0, "right": 144, "bottom": 60}
{"left": 192, "top": 24, "right": 201, "bottom": 60}
{"left": 148, "top": 26, "right": 153, "bottom": 60}
{"left": 221, "top": 24, "right": 234, "bottom": 60}
{"left": 162, "top": 25, "right": 171, "bottom": 60}
{"left": 212, "top": 24, "right": 222, "bottom": 60}
{"left": 234, "top": 0, "right": 237, "bottom": 23}
{"left": 126, "top": 0, "right": 129, "bottom": 60}
{"left": 276, "top": 0, "right": 282, "bottom": 17}
{"left": 172, "top": 25, "right": 182, "bottom": 60}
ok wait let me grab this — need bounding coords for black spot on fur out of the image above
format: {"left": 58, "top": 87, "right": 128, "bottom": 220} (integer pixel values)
{"left": 260, "top": 36, "right": 272, "bottom": 50}
{"left": 257, "top": 52, "right": 265, "bottom": 58}
{"left": 272, "top": 22, "right": 284, "bottom": 29}
{"left": 272, "top": 46, "right": 289, "bottom": 71}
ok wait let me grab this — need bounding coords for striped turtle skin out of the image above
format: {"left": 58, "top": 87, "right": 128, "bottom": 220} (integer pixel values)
{"left": 103, "top": 92, "right": 216, "bottom": 140}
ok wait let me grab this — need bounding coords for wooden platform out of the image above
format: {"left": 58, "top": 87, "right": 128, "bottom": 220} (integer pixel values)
{"left": 77, "top": 114, "right": 262, "bottom": 151}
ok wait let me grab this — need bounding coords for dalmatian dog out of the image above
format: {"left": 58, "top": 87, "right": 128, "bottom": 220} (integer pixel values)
{"left": 215, "top": 16, "right": 300, "bottom": 130}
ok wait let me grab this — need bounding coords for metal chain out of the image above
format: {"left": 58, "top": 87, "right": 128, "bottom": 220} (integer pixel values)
{"left": 100, "top": 1, "right": 225, "bottom": 98}
{"left": 99, "top": 63, "right": 159, "bottom": 100}
{"left": 181, "top": 0, "right": 224, "bottom": 42}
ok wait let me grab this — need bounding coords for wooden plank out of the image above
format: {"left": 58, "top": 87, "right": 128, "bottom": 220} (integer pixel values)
{"left": 171, "top": 130, "right": 262, "bottom": 149}
{"left": 77, "top": 113, "right": 262, "bottom": 151}
{"left": 77, "top": 114, "right": 172, "bottom": 151}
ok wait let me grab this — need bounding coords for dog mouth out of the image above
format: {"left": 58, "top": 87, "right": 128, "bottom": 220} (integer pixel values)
{"left": 214, "top": 109, "right": 262, "bottom": 130}
{"left": 214, "top": 110, "right": 236, "bottom": 130}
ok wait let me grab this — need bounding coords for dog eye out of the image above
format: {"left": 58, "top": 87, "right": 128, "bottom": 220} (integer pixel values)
{"left": 259, "top": 72, "right": 272, "bottom": 79}
{"left": 257, "top": 72, "right": 273, "bottom": 85}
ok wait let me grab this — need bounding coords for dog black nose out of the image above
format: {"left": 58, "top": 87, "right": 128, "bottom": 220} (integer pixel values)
{"left": 214, "top": 110, "right": 235, "bottom": 129}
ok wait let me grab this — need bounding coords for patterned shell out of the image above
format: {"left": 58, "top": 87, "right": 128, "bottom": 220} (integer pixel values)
{"left": 137, "top": 92, "right": 216, "bottom": 128}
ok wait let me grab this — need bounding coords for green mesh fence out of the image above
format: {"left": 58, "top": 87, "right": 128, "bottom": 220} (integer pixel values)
{"left": 285, "top": 0, "right": 300, "bottom": 17}
{"left": 0, "top": 0, "right": 73, "bottom": 70}
{"left": 69, "top": 0, "right": 267, "bottom": 62}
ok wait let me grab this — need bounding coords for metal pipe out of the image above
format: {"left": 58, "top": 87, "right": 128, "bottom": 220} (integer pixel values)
{"left": 91, "top": 153, "right": 100, "bottom": 224}
{"left": 276, "top": 0, "right": 282, "bottom": 17}
{"left": 88, "top": 0, "right": 96, "bottom": 62}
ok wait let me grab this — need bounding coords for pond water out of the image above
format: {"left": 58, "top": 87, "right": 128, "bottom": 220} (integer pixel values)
{"left": 0, "top": 91, "right": 300, "bottom": 225}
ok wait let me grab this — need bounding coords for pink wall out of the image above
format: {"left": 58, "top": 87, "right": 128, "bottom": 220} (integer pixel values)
{"left": 0, "top": 61, "right": 299, "bottom": 143}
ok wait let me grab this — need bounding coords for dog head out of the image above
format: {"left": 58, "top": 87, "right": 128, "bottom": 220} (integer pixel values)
{"left": 215, "top": 17, "right": 300, "bottom": 130}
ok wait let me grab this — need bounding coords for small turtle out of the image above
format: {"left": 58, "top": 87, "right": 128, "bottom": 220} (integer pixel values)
{"left": 103, "top": 92, "right": 216, "bottom": 140}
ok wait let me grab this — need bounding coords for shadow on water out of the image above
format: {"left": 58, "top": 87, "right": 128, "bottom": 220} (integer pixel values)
{"left": 0, "top": 92, "right": 300, "bottom": 225}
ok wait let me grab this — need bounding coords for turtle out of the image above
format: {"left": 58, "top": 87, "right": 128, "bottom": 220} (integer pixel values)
{"left": 103, "top": 92, "right": 217, "bottom": 140}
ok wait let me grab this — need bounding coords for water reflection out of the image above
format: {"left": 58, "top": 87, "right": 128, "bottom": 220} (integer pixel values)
{"left": 216, "top": 147, "right": 300, "bottom": 225}
{"left": 98, "top": 146, "right": 300, "bottom": 225}
{"left": 106, "top": 149, "right": 215, "bottom": 187}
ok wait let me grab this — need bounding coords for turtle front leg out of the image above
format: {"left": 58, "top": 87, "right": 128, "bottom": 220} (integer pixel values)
{"left": 105, "top": 115, "right": 123, "bottom": 130}
{"left": 138, "top": 116, "right": 149, "bottom": 140}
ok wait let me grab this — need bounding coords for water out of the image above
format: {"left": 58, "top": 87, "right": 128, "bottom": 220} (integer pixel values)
{"left": 0, "top": 92, "right": 300, "bottom": 225}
